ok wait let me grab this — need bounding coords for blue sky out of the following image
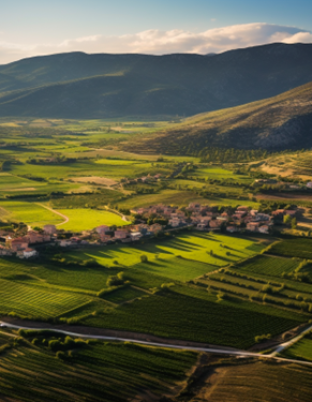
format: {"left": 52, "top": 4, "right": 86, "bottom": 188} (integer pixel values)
{"left": 1, "top": 0, "right": 311, "bottom": 63}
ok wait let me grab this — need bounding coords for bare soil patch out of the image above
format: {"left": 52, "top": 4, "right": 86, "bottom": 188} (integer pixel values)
{"left": 5, "top": 187, "right": 36, "bottom": 192}
{"left": 71, "top": 176, "right": 117, "bottom": 186}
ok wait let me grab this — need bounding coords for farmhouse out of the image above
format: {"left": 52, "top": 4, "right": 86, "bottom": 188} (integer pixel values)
{"left": 130, "top": 232, "right": 142, "bottom": 241}
{"left": 27, "top": 230, "right": 51, "bottom": 244}
{"left": 226, "top": 226, "right": 239, "bottom": 233}
{"left": 258, "top": 225, "right": 270, "bottom": 234}
{"left": 209, "top": 220, "right": 223, "bottom": 229}
{"left": 149, "top": 223, "right": 163, "bottom": 234}
{"left": 132, "top": 224, "right": 149, "bottom": 234}
{"left": 114, "top": 229, "right": 129, "bottom": 239}
{"left": 0, "top": 245, "right": 13, "bottom": 256}
{"left": 23, "top": 248, "right": 38, "bottom": 259}
{"left": 246, "top": 222, "right": 261, "bottom": 232}
{"left": 59, "top": 239, "right": 72, "bottom": 247}
{"left": 8, "top": 237, "right": 29, "bottom": 252}
{"left": 43, "top": 225, "right": 57, "bottom": 235}
{"left": 95, "top": 225, "right": 111, "bottom": 235}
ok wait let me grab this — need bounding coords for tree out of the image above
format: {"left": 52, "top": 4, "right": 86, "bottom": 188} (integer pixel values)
{"left": 140, "top": 255, "right": 148, "bottom": 263}
{"left": 291, "top": 217, "right": 297, "bottom": 230}
{"left": 283, "top": 214, "right": 291, "bottom": 225}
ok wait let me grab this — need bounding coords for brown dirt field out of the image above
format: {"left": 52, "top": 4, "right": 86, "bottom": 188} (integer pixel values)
{"left": 5, "top": 187, "right": 36, "bottom": 192}
{"left": 71, "top": 176, "right": 118, "bottom": 186}
{"left": 256, "top": 193, "right": 312, "bottom": 202}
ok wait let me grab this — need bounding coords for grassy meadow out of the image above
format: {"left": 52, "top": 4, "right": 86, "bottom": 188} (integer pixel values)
{"left": 56, "top": 208, "right": 129, "bottom": 231}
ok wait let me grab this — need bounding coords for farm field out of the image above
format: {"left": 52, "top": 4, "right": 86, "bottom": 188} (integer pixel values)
{"left": 102, "top": 285, "right": 147, "bottom": 303}
{"left": 0, "top": 335, "right": 197, "bottom": 402}
{"left": 237, "top": 254, "right": 300, "bottom": 277}
{"left": 65, "top": 232, "right": 264, "bottom": 269}
{"left": 9, "top": 160, "right": 174, "bottom": 181}
{"left": 48, "top": 190, "right": 125, "bottom": 209}
{"left": 0, "top": 231, "right": 307, "bottom": 348}
{"left": 84, "top": 286, "right": 303, "bottom": 348}
{"left": 0, "top": 173, "right": 81, "bottom": 197}
{"left": 55, "top": 208, "right": 129, "bottom": 231}
{"left": 188, "top": 360, "right": 312, "bottom": 402}
{"left": 281, "top": 332, "right": 312, "bottom": 362}
{"left": 0, "top": 278, "right": 93, "bottom": 318}
{"left": 267, "top": 238, "right": 312, "bottom": 259}
{"left": 0, "top": 200, "right": 63, "bottom": 226}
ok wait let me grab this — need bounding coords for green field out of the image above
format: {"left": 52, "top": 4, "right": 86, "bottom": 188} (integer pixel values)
{"left": 66, "top": 232, "right": 263, "bottom": 268}
{"left": 0, "top": 200, "right": 63, "bottom": 226}
{"left": 237, "top": 254, "right": 299, "bottom": 277}
{"left": 282, "top": 332, "right": 312, "bottom": 362}
{"left": 268, "top": 239, "right": 312, "bottom": 259}
{"left": 0, "top": 278, "right": 92, "bottom": 318}
{"left": 0, "top": 231, "right": 305, "bottom": 348}
{"left": 84, "top": 286, "right": 303, "bottom": 348}
{"left": 102, "top": 285, "right": 147, "bottom": 303}
{"left": 56, "top": 208, "right": 129, "bottom": 231}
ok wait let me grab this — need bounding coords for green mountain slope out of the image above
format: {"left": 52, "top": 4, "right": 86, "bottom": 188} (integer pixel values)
{"left": 0, "top": 43, "right": 312, "bottom": 118}
{"left": 125, "top": 81, "right": 312, "bottom": 153}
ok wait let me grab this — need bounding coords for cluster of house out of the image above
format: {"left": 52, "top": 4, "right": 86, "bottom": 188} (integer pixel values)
{"left": 123, "top": 174, "right": 163, "bottom": 184}
{"left": 131, "top": 203, "right": 300, "bottom": 235}
{"left": 0, "top": 203, "right": 300, "bottom": 259}
{"left": 0, "top": 228, "right": 53, "bottom": 258}
{"left": 0, "top": 222, "right": 164, "bottom": 259}
{"left": 254, "top": 179, "right": 312, "bottom": 191}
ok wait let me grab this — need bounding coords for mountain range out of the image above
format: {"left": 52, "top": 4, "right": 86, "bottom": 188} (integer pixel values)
{"left": 0, "top": 43, "right": 312, "bottom": 119}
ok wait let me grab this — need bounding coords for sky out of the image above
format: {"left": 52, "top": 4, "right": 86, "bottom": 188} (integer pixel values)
{"left": 1, "top": 0, "right": 312, "bottom": 63}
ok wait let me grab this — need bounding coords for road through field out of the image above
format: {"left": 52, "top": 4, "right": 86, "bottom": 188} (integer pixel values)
{"left": 36, "top": 203, "right": 69, "bottom": 226}
{"left": 2, "top": 320, "right": 312, "bottom": 368}
{"left": 0, "top": 320, "right": 262, "bottom": 357}
{"left": 270, "top": 323, "right": 312, "bottom": 357}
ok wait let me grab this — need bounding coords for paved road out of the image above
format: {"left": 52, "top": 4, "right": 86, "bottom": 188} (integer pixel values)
{"left": 37, "top": 203, "right": 69, "bottom": 226}
{"left": 0, "top": 321, "right": 262, "bottom": 357}
{"left": 3, "top": 320, "right": 312, "bottom": 369}
{"left": 270, "top": 323, "right": 312, "bottom": 357}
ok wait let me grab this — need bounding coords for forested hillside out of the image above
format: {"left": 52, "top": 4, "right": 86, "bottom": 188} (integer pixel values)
{"left": 124, "top": 80, "right": 312, "bottom": 154}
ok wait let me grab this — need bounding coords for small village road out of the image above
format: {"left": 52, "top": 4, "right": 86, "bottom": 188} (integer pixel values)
{"left": 37, "top": 203, "right": 69, "bottom": 226}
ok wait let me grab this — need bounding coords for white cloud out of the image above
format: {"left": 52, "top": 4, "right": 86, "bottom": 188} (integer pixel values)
{"left": 0, "top": 23, "right": 311, "bottom": 64}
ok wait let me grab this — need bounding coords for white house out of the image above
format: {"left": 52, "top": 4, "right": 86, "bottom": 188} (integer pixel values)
{"left": 23, "top": 248, "right": 38, "bottom": 259}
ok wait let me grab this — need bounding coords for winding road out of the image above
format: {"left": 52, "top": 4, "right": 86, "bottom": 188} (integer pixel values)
{"left": 1, "top": 320, "right": 312, "bottom": 367}
{"left": 36, "top": 203, "right": 69, "bottom": 227}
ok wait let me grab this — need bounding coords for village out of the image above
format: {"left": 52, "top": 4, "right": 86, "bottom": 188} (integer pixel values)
{"left": 0, "top": 202, "right": 301, "bottom": 259}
